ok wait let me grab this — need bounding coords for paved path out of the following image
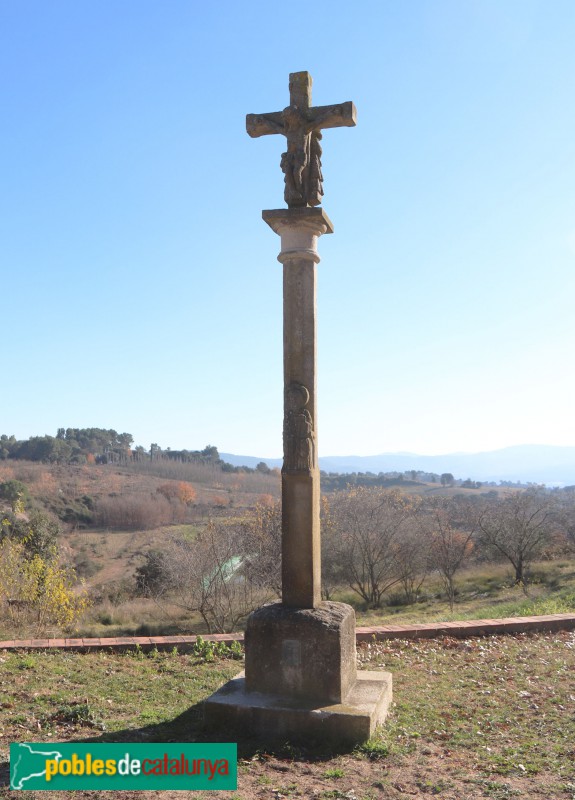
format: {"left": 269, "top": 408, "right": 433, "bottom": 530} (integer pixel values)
{"left": 1, "top": 613, "right": 574, "bottom": 653}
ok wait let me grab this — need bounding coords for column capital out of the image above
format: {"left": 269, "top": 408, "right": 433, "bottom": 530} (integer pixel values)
{"left": 263, "top": 207, "right": 334, "bottom": 264}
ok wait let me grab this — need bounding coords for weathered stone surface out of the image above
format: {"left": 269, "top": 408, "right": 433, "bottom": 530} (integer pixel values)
{"left": 203, "top": 670, "right": 392, "bottom": 746}
{"left": 247, "top": 71, "right": 356, "bottom": 208}
{"left": 281, "top": 473, "right": 321, "bottom": 608}
{"left": 263, "top": 206, "right": 332, "bottom": 609}
{"left": 262, "top": 207, "right": 334, "bottom": 261}
{"left": 201, "top": 74, "right": 374, "bottom": 747}
{"left": 245, "top": 601, "right": 356, "bottom": 704}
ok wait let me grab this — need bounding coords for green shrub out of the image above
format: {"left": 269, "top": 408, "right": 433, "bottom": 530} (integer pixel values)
{"left": 0, "top": 480, "right": 30, "bottom": 512}
{"left": 73, "top": 555, "right": 102, "bottom": 579}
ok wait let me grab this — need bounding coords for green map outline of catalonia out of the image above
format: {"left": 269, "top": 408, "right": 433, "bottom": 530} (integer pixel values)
{"left": 11, "top": 743, "right": 64, "bottom": 789}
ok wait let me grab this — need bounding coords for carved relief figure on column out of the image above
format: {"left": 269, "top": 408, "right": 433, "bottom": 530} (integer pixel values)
{"left": 283, "top": 382, "right": 315, "bottom": 473}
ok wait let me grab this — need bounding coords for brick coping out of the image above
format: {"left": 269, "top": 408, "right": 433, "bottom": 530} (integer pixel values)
{"left": 0, "top": 613, "right": 574, "bottom": 653}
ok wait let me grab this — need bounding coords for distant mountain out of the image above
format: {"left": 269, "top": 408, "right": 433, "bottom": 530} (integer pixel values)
{"left": 221, "top": 453, "right": 283, "bottom": 470}
{"left": 221, "top": 445, "right": 575, "bottom": 486}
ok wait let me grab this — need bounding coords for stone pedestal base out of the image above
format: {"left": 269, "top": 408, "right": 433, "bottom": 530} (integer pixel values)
{"left": 245, "top": 601, "right": 356, "bottom": 704}
{"left": 203, "top": 670, "right": 392, "bottom": 745}
{"left": 203, "top": 602, "right": 392, "bottom": 746}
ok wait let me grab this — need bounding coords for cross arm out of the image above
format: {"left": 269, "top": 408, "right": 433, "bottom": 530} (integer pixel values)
{"left": 309, "top": 101, "right": 357, "bottom": 130}
{"left": 246, "top": 111, "right": 284, "bottom": 138}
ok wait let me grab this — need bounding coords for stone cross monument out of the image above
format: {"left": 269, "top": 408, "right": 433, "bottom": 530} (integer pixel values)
{"left": 246, "top": 70, "right": 355, "bottom": 609}
{"left": 246, "top": 70, "right": 356, "bottom": 209}
{"left": 204, "top": 72, "right": 391, "bottom": 744}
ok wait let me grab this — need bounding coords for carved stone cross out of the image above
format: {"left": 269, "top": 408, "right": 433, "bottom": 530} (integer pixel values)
{"left": 246, "top": 71, "right": 356, "bottom": 207}
{"left": 205, "top": 72, "right": 390, "bottom": 744}
{"left": 245, "top": 73, "right": 356, "bottom": 609}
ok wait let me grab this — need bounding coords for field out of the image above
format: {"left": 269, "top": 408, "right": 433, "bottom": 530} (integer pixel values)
{"left": 0, "top": 460, "right": 281, "bottom": 639}
{"left": 57, "top": 557, "right": 575, "bottom": 641}
{"left": 0, "top": 459, "right": 281, "bottom": 522}
{"left": 352, "top": 560, "right": 575, "bottom": 627}
{"left": 1, "top": 631, "right": 574, "bottom": 798}
{"left": 1, "top": 461, "right": 575, "bottom": 798}
{"left": 1, "top": 460, "right": 574, "bottom": 640}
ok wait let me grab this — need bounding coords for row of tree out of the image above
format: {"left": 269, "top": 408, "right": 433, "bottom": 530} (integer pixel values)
{"left": 321, "top": 486, "right": 565, "bottom": 609}
{"left": 0, "top": 429, "right": 223, "bottom": 466}
{"left": 0, "top": 429, "right": 134, "bottom": 464}
{"left": 1, "top": 429, "right": 496, "bottom": 488}
{"left": 136, "top": 485, "right": 574, "bottom": 632}
{"left": 1, "top": 430, "right": 265, "bottom": 476}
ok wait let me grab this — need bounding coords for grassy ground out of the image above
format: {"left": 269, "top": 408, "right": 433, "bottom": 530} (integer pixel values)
{"left": 352, "top": 560, "right": 575, "bottom": 628}
{"left": 52, "top": 557, "right": 575, "bottom": 640}
{"left": 3, "top": 558, "right": 575, "bottom": 642}
{"left": 85, "top": 558, "right": 575, "bottom": 638}
{"left": 2, "top": 460, "right": 572, "bottom": 642}
{"left": 0, "top": 631, "right": 574, "bottom": 798}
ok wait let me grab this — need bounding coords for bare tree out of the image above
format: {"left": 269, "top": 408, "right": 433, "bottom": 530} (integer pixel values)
{"left": 329, "top": 486, "right": 417, "bottom": 608}
{"left": 320, "top": 495, "right": 346, "bottom": 601}
{"left": 162, "top": 504, "right": 281, "bottom": 633}
{"left": 478, "top": 489, "right": 555, "bottom": 585}
{"left": 420, "top": 496, "right": 476, "bottom": 610}
{"left": 238, "top": 502, "right": 282, "bottom": 597}
{"left": 393, "top": 519, "right": 431, "bottom": 604}
{"left": 96, "top": 493, "right": 172, "bottom": 530}
{"left": 547, "top": 488, "right": 575, "bottom": 554}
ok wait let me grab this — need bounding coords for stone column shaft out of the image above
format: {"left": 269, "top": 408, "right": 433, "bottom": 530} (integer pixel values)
{"left": 263, "top": 207, "right": 333, "bottom": 608}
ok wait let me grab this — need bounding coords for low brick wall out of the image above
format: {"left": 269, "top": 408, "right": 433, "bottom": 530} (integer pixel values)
{"left": 0, "top": 613, "right": 574, "bottom": 653}
{"left": 0, "top": 632, "right": 239, "bottom": 654}
{"left": 355, "top": 612, "right": 575, "bottom": 641}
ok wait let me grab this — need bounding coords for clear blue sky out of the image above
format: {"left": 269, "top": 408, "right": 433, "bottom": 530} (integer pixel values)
{"left": 1, "top": 0, "right": 574, "bottom": 457}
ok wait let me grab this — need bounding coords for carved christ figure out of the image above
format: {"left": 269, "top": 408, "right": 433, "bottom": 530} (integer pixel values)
{"left": 283, "top": 383, "right": 315, "bottom": 473}
{"left": 263, "top": 108, "right": 325, "bottom": 207}
{"left": 246, "top": 72, "right": 356, "bottom": 208}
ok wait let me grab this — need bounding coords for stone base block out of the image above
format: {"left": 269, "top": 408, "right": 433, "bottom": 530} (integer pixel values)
{"left": 203, "top": 670, "right": 392, "bottom": 746}
{"left": 245, "top": 601, "right": 356, "bottom": 705}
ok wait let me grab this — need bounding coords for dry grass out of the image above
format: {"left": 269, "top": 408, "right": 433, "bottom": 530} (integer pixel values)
{"left": 3, "top": 460, "right": 280, "bottom": 528}
{"left": 1, "top": 631, "right": 574, "bottom": 798}
{"left": 351, "top": 560, "right": 575, "bottom": 627}
{"left": 2, "top": 462, "right": 574, "bottom": 642}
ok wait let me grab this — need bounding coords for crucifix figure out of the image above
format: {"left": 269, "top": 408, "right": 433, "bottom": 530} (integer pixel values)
{"left": 246, "top": 71, "right": 356, "bottom": 207}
